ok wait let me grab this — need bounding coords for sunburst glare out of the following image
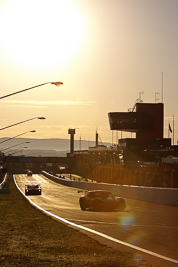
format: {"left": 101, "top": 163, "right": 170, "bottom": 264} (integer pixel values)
{"left": 0, "top": 0, "right": 85, "bottom": 71}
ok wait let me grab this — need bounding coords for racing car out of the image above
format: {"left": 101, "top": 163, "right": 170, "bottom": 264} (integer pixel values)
{"left": 79, "top": 190, "right": 126, "bottom": 211}
{"left": 25, "top": 184, "right": 41, "bottom": 196}
{"left": 27, "top": 170, "right": 33, "bottom": 176}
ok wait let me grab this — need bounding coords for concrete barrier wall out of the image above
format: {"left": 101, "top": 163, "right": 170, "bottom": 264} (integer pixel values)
{"left": 42, "top": 171, "right": 178, "bottom": 206}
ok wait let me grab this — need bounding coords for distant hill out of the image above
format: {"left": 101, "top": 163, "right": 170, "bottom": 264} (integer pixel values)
{"left": 0, "top": 137, "right": 111, "bottom": 156}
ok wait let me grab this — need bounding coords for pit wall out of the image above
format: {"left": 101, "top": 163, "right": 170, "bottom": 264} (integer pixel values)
{"left": 42, "top": 171, "right": 178, "bottom": 206}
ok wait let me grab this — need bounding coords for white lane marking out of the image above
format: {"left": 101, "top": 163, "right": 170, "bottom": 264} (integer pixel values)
{"left": 0, "top": 173, "right": 7, "bottom": 186}
{"left": 61, "top": 218, "right": 178, "bottom": 229}
{"left": 13, "top": 175, "right": 178, "bottom": 265}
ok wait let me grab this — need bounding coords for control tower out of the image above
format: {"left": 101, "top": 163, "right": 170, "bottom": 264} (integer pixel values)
{"left": 108, "top": 102, "right": 170, "bottom": 151}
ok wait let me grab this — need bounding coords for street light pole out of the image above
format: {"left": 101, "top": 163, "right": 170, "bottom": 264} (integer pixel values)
{"left": 0, "top": 130, "right": 36, "bottom": 144}
{"left": 9, "top": 148, "right": 27, "bottom": 156}
{"left": 5, "top": 147, "right": 28, "bottom": 155}
{"left": 0, "top": 142, "right": 30, "bottom": 152}
{"left": 0, "top": 117, "right": 45, "bottom": 131}
{"left": 0, "top": 82, "right": 63, "bottom": 100}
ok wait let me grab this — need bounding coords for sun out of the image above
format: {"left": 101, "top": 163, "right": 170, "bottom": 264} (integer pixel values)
{"left": 0, "top": 0, "right": 85, "bottom": 71}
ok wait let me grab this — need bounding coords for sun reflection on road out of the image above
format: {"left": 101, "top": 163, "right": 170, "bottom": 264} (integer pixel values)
{"left": 119, "top": 212, "right": 135, "bottom": 227}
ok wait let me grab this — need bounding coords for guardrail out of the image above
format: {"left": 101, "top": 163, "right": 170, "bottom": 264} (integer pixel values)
{"left": 42, "top": 171, "right": 178, "bottom": 206}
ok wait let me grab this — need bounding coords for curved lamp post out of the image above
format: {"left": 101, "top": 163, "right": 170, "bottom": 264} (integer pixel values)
{"left": 0, "top": 141, "right": 30, "bottom": 152}
{"left": 0, "top": 119, "right": 42, "bottom": 152}
{"left": 5, "top": 146, "right": 28, "bottom": 155}
{"left": 0, "top": 117, "right": 45, "bottom": 131}
{"left": 8, "top": 147, "right": 27, "bottom": 156}
{"left": 0, "top": 82, "right": 63, "bottom": 100}
{"left": 0, "top": 130, "right": 36, "bottom": 144}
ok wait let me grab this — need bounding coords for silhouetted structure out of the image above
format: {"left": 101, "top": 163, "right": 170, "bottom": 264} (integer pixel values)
{"left": 68, "top": 128, "right": 75, "bottom": 154}
{"left": 108, "top": 102, "right": 171, "bottom": 162}
{"left": 68, "top": 101, "right": 178, "bottom": 188}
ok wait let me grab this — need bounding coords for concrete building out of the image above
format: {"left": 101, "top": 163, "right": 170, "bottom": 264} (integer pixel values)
{"left": 68, "top": 102, "right": 178, "bottom": 187}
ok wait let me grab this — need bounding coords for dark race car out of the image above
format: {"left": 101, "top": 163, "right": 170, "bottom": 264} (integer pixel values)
{"left": 25, "top": 184, "right": 41, "bottom": 196}
{"left": 27, "top": 170, "right": 33, "bottom": 176}
{"left": 79, "top": 190, "right": 126, "bottom": 211}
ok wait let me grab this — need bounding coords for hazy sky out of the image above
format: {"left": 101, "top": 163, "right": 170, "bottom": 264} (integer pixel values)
{"left": 0, "top": 0, "right": 178, "bottom": 146}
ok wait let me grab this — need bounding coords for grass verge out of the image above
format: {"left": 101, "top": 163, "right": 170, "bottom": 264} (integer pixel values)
{"left": 0, "top": 175, "right": 154, "bottom": 267}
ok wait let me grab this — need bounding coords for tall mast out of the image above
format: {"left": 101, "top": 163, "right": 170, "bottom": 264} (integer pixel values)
{"left": 173, "top": 115, "right": 174, "bottom": 146}
{"left": 161, "top": 71, "right": 163, "bottom": 103}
